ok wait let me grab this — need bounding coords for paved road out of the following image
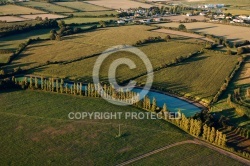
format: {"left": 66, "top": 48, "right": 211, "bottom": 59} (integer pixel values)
{"left": 117, "top": 139, "right": 250, "bottom": 166}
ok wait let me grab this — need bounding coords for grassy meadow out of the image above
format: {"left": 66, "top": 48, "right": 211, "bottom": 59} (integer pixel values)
{"left": 55, "top": 2, "right": 109, "bottom": 11}
{"left": 3, "top": 26, "right": 166, "bottom": 68}
{"left": 136, "top": 50, "right": 239, "bottom": 103}
{"left": 3, "top": 25, "right": 203, "bottom": 77}
{"left": 66, "top": 11, "right": 118, "bottom": 17}
{"left": 131, "top": 143, "right": 245, "bottom": 166}
{"left": 0, "top": 90, "right": 191, "bottom": 165}
{"left": 19, "top": 1, "right": 75, "bottom": 13}
{"left": 0, "top": 5, "right": 45, "bottom": 15}
{"left": 210, "top": 56, "right": 250, "bottom": 128}
{"left": 85, "top": 0, "right": 152, "bottom": 10}
{"left": 0, "top": 28, "right": 53, "bottom": 50}
{"left": 28, "top": 41, "right": 202, "bottom": 82}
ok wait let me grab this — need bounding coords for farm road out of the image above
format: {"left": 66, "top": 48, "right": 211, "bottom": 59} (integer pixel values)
{"left": 117, "top": 138, "right": 250, "bottom": 166}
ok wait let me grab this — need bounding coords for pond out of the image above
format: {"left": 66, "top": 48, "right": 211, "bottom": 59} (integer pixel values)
{"left": 16, "top": 76, "right": 203, "bottom": 117}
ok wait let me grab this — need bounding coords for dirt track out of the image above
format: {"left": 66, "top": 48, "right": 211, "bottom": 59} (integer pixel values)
{"left": 117, "top": 138, "right": 250, "bottom": 166}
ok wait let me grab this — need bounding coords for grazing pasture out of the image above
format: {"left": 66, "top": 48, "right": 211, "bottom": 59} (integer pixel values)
{"left": 86, "top": 0, "right": 152, "bottom": 10}
{"left": 55, "top": 2, "right": 109, "bottom": 11}
{"left": 19, "top": 1, "right": 75, "bottom": 13}
{"left": 133, "top": 143, "right": 245, "bottom": 166}
{"left": 156, "top": 22, "right": 250, "bottom": 42}
{"left": 65, "top": 11, "right": 118, "bottom": 17}
{"left": 0, "top": 5, "right": 45, "bottom": 15}
{"left": 4, "top": 25, "right": 202, "bottom": 71}
{"left": 136, "top": 51, "right": 239, "bottom": 103}
{"left": 20, "top": 14, "right": 66, "bottom": 20}
{"left": 0, "top": 90, "right": 190, "bottom": 165}
{"left": 0, "top": 16, "right": 29, "bottom": 23}
{"left": 28, "top": 41, "right": 202, "bottom": 82}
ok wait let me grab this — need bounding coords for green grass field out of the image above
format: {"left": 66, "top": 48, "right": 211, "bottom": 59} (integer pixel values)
{"left": 3, "top": 25, "right": 203, "bottom": 79}
{"left": 0, "top": 4, "right": 45, "bottom": 15}
{"left": 19, "top": 1, "right": 75, "bottom": 13}
{"left": 0, "top": 28, "right": 53, "bottom": 51}
{"left": 3, "top": 26, "right": 165, "bottom": 68}
{"left": 136, "top": 50, "right": 239, "bottom": 103}
{"left": 132, "top": 143, "right": 245, "bottom": 166}
{"left": 0, "top": 90, "right": 191, "bottom": 165}
{"left": 28, "top": 41, "right": 202, "bottom": 82}
{"left": 65, "top": 11, "right": 118, "bottom": 17}
{"left": 62, "top": 17, "right": 116, "bottom": 24}
{"left": 55, "top": 2, "right": 109, "bottom": 11}
{"left": 210, "top": 56, "right": 250, "bottom": 128}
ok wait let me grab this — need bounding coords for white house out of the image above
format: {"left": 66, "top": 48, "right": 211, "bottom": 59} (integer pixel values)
{"left": 233, "top": 19, "right": 244, "bottom": 23}
{"left": 117, "top": 20, "right": 125, "bottom": 24}
{"left": 139, "top": 19, "right": 151, "bottom": 24}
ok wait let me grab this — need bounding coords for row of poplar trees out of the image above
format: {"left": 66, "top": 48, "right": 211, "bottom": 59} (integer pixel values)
{"left": 15, "top": 76, "right": 140, "bottom": 104}
{"left": 14, "top": 76, "right": 228, "bottom": 148}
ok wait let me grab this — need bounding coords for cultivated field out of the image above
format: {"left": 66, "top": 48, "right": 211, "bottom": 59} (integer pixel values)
{"left": 19, "top": 1, "right": 75, "bottom": 13}
{"left": 55, "top": 2, "right": 109, "bottom": 11}
{"left": 62, "top": 17, "right": 116, "bottom": 24}
{"left": 225, "top": 9, "right": 250, "bottom": 15}
{"left": 0, "top": 5, "right": 45, "bottom": 15}
{"left": 0, "top": 16, "right": 29, "bottom": 23}
{"left": 156, "top": 22, "right": 250, "bottom": 42}
{"left": 152, "top": 28, "right": 214, "bottom": 42}
{"left": 133, "top": 143, "right": 245, "bottom": 166}
{"left": 136, "top": 51, "right": 238, "bottom": 103}
{"left": 4, "top": 26, "right": 202, "bottom": 72}
{"left": 0, "top": 90, "right": 190, "bottom": 165}
{"left": 28, "top": 41, "right": 202, "bottom": 82}
{"left": 86, "top": 0, "right": 152, "bottom": 10}
{"left": 66, "top": 11, "right": 118, "bottom": 17}
{"left": 20, "top": 14, "right": 66, "bottom": 20}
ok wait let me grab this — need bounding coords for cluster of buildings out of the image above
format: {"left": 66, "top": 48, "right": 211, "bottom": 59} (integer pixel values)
{"left": 197, "top": 4, "right": 225, "bottom": 9}
{"left": 116, "top": 16, "right": 162, "bottom": 25}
